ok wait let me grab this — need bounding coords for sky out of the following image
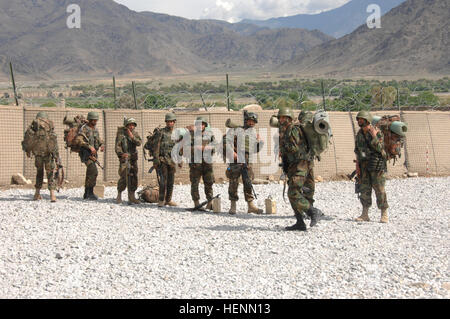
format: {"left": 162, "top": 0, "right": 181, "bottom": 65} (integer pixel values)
{"left": 113, "top": 0, "right": 351, "bottom": 23}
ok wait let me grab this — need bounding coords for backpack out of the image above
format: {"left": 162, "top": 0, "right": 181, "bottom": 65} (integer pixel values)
{"left": 143, "top": 126, "right": 162, "bottom": 159}
{"left": 373, "top": 115, "right": 407, "bottom": 163}
{"left": 299, "top": 110, "right": 332, "bottom": 161}
{"left": 63, "top": 115, "right": 88, "bottom": 153}
{"left": 22, "top": 118, "right": 57, "bottom": 157}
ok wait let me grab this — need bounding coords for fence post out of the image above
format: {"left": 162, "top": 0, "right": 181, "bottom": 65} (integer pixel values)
{"left": 113, "top": 76, "right": 117, "bottom": 109}
{"left": 103, "top": 109, "right": 108, "bottom": 182}
{"left": 9, "top": 62, "right": 19, "bottom": 106}
{"left": 226, "top": 74, "right": 230, "bottom": 111}
{"left": 132, "top": 81, "right": 137, "bottom": 110}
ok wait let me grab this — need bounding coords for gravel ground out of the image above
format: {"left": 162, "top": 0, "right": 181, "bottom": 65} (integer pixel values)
{"left": 0, "top": 177, "right": 449, "bottom": 299}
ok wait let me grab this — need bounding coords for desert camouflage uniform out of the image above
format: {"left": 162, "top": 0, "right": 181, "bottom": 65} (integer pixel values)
{"left": 355, "top": 129, "right": 389, "bottom": 210}
{"left": 115, "top": 126, "right": 142, "bottom": 193}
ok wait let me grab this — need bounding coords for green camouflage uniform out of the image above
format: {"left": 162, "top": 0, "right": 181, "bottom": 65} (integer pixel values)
{"left": 115, "top": 126, "right": 142, "bottom": 193}
{"left": 188, "top": 127, "right": 216, "bottom": 202}
{"left": 280, "top": 122, "right": 313, "bottom": 215}
{"left": 28, "top": 118, "right": 59, "bottom": 191}
{"left": 355, "top": 129, "right": 389, "bottom": 210}
{"left": 77, "top": 125, "right": 104, "bottom": 188}
{"left": 226, "top": 125, "right": 262, "bottom": 202}
{"left": 154, "top": 126, "right": 177, "bottom": 202}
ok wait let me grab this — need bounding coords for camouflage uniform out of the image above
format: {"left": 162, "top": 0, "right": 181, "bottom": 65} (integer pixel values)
{"left": 280, "top": 123, "right": 312, "bottom": 216}
{"left": 154, "top": 126, "right": 177, "bottom": 203}
{"left": 188, "top": 124, "right": 216, "bottom": 203}
{"left": 226, "top": 125, "right": 262, "bottom": 203}
{"left": 115, "top": 125, "right": 142, "bottom": 193}
{"left": 76, "top": 121, "right": 104, "bottom": 188}
{"left": 277, "top": 107, "right": 320, "bottom": 230}
{"left": 355, "top": 129, "right": 389, "bottom": 210}
{"left": 30, "top": 116, "right": 59, "bottom": 192}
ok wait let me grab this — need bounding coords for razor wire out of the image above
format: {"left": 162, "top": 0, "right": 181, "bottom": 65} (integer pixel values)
{"left": 1, "top": 78, "right": 449, "bottom": 111}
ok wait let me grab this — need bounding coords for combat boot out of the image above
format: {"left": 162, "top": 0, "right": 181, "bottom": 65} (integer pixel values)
{"left": 165, "top": 201, "right": 178, "bottom": 207}
{"left": 50, "top": 190, "right": 57, "bottom": 203}
{"left": 229, "top": 201, "right": 237, "bottom": 215}
{"left": 116, "top": 191, "right": 123, "bottom": 204}
{"left": 285, "top": 213, "right": 307, "bottom": 231}
{"left": 33, "top": 188, "right": 42, "bottom": 201}
{"left": 247, "top": 201, "right": 263, "bottom": 214}
{"left": 158, "top": 201, "right": 165, "bottom": 207}
{"left": 306, "top": 206, "right": 321, "bottom": 227}
{"left": 380, "top": 209, "right": 389, "bottom": 224}
{"left": 86, "top": 187, "right": 98, "bottom": 201}
{"left": 193, "top": 200, "right": 200, "bottom": 208}
{"left": 355, "top": 207, "right": 370, "bottom": 222}
{"left": 205, "top": 201, "right": 213, "bottom": 211}
{"left": 83, "top": 187, "right": 88, "bottom": 200}
{"left": 128, "top": 191, "right": 141, "bottom": 205}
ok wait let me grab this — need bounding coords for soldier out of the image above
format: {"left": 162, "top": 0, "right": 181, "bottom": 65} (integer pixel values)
{"left": 23, "top": 111, "right": 60, "bottom": 203}
{"left": 187, "top": 116, "right": 216, "bottom": 210}
{"left": 74, "top": 111, "right": 104, "bottom": 201}
{"left": 153, "top": 113, "right": 179, "bottom": 207}
{"left": 226, "top": 111, "right": 264, "bottom": 215}
{"left": 354, "top": 110, "right": 389, "bottom": 223}
{"left": 277, "top": 107, "right": 321, "bottom": 231}
{"left": 115, "top": 117, "right": 142, "bottom": 205}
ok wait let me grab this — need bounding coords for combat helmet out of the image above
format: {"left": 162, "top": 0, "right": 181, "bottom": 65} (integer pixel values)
{"left": 356, "top": 110, "right": 373, "bottom": 123}
{"left": 36, "top": 111, "right": 49, "bottom": 119}
{"left": 277, "top": 106, "right": 294, "bottom": 120}
{"left": 124, "top": 117, "right": 137, "bottom": 127}
{"left": 87, "top": 111, "right": 100, "bottom": 121}
{"left": 165, "top": 113, "right": 177, "bottom": 122}
{"left": 195, "top": 116, "right": 209, "bottom": 126}
{"left": 245, "top": 111, "right": 258, "bottom": 123}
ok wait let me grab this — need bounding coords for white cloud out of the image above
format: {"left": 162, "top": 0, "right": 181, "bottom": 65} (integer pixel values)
{"left": 114, "top": 0, "right": 351, "bottom": 21}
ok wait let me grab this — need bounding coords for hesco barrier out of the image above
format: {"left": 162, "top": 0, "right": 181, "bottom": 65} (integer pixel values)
{"left": 1, "top": 105, "right": 449, "bottom": 186}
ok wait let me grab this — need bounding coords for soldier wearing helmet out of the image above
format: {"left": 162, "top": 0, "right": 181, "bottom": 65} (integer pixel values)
{"left": 153, "top": 113, "right": 179, "bottom": 207}
{"left": 115, "top": 117, "right": 142, "bottom": 205}
{"left": 186, "top": 116, "right": 216, "bottom": 210}
{"left": 354, "top": 110, "right": 389, "bottom": 223}
{"left": 74, "top": 111, "right": 104, "bottom": 200}
{"left": 275, "top": 106, "right": 320, "bottom": 231}
{"left": 225, "top": 110, "right": 264, "bottom": 215}
{"left": 23, "top": 111, "right": 59, "bottom": 202}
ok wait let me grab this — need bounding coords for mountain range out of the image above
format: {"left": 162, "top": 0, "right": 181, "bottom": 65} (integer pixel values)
{"left": 241, "top": 0, "right": 406, "bottom": 38}
{"left": 0, "top": 0, "right": 447, "bottom": 80}
{"left": 284, "top": 0, "right": 449, "bottom": 77}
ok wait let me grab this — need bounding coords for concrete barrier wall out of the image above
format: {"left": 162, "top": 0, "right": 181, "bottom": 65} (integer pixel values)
{"left": 1, "top": 105, "right": 449, "bottom": 186}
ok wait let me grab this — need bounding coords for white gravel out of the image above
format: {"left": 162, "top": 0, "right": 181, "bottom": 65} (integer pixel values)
{"left": 0, "top": 177, "right": 449, "bottom": 299}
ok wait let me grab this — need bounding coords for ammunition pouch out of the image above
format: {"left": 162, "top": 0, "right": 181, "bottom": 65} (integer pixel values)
{"left": 368, "top": 152, "right": 386, "bottom": 172}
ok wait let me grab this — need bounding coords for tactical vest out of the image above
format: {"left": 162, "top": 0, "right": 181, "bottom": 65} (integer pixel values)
{"left": 159, "top": 127, "right": 176, "bottom": 158}
{"left": 355, "top": 130, "right": 387, "bottom": 172}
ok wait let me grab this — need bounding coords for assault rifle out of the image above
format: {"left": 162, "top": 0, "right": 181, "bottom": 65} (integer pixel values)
{"left": 347, "top": 160, "right": 361, "bottom": 199}
{"left": 187, "top": 194, "right": 220, "bottom": 212}
{"left": 80, "top": 147, "right": 104, "bottom": 170}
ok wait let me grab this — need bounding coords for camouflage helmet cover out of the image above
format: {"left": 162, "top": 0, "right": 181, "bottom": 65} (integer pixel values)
{"left": 277, "top": 107, "right": 294, "bottom": 120}
{"left": 245, "top": 112, "right": 258, "bottom": 123}
{"left": 87, "top": 111, "right": 100, "bottom": 120}
{"left": 195, "top": 116, "right": 208, "bottom": 125}
{"left": 165, "top": 113, "right": 177, "bottom": 122}
{"left": 124, "top": 117, "right": 137, "bottom": 127}
{"left": 356, "top": 110, "right": 373, "bottom": 123}
{"left": 36, "top": 111, "right": 49, "bottom": 119}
